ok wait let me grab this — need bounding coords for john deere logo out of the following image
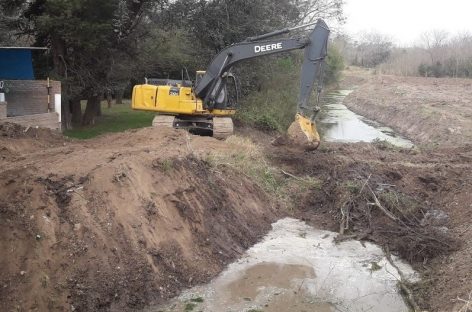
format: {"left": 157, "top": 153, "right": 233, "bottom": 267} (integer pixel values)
{"left": 254, "top": 43, "right": 283, "bottom": 53}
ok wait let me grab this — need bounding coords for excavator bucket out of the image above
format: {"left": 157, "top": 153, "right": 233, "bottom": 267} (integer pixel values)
{"left": 287, "top": 113, "right": 321, "bottom": 150}
{"left": 288, "top": 19, "right": 328, "bottom": 150}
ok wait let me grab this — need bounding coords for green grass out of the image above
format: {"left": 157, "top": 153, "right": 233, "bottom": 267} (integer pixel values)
{"left": 64, "top": 100, "right": 155, "bottom": 139}
{"left": 184, "top": 302, "right": 197, "bottom": 311}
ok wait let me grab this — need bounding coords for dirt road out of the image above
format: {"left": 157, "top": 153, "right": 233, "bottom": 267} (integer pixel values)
{"left": 1, "top": 70, "right": 471, "bottom": 312}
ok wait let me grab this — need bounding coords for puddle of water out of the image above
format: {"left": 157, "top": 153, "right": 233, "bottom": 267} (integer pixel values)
{"left": 317, "top": 90, "right": 414, "bottom": 148}
{"left": 146, "top": 218, "right": 418, "bottom": 312}
{"left": 225, "top": 262, "right": 315, "bottom": 301}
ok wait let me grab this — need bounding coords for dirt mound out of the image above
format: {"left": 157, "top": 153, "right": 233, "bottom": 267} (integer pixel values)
{"left": 0, "top": 122, "right": 67, "bottom": 166}
{"left": 0, "top": 127, "right": 278, "bottom": 311}
{"left": 0, "top": 122, "right": 64, "bottom": 142}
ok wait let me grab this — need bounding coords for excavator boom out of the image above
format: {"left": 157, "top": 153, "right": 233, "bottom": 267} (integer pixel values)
{"left": 195, "top": 19, "right": 330, "bottom": 113}
{"left": 194, "top": 19, "right": 330, "bottom": 148}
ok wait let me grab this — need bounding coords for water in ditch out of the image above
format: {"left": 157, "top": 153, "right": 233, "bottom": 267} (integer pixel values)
{"left": 317, "top": 90, "right": 414, "bottom": 148}
{"left": 147, "top": 218, "right": 418, "bottom": 312}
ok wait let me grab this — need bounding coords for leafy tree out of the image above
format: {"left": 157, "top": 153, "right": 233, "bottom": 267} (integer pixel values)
{"left": 1, "top": 0, "right": 345, "bottom": 128}
{"left": 3, "top": 0, "right": 159, "bottom": 126}
{"left": 324, "top": 45, "right": 344, "bottom": 85}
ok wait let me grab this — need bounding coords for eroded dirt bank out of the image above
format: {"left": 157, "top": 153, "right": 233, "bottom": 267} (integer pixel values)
{"left": 341, "top": 69, "right": 472, "bottom": 147}
{"left": 332, "top": 70, "right": 472, "bottom": 311}
{"left": 0, "top": 124, "right": 278, "bottom": 311}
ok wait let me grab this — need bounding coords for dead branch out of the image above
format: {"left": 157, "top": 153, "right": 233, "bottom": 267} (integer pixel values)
{"left": 384, "top": 247, "right": 421, "bottom": 312}
{"left": 281, "top": 169, "right": 302, "bottom": 180}
{"left": 454, "top": 290, "right": 472, "bottom": 312}
{"left": 339, "top": 174, "right": 372, "bottom": 234}
{"left": 367, "top": 184, "right": 398, "bottom": 221}
{"left": 281, "top": 169, "right": 317, "bottom": 185}
{"left": 358, "top": 174, "right": 371, "bottom": 196}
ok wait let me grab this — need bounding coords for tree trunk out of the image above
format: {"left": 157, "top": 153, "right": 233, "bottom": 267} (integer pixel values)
{"left": 62, "top": 96, "right": 72, "bottom": 130}
{"left": 97, "top": 96, "right": 102, "bottom": 116}
{"left": 115, "top": 89, "right": 124, "bottom": 104}
{"left": 82, "top": 95, "right": 100, "bottom": 125}
{"left": 70, "top": 98, "right": 82, "bottom": 125}
{"left": 106, "top": 91, "right": 112, "bottom": 108}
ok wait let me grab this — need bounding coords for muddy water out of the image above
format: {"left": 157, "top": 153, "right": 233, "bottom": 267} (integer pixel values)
{"left": 147, "top": 218, "right": 418, "bottom": 312}
{"left": 317, "top": 90, "right": 414, "bottom": 148}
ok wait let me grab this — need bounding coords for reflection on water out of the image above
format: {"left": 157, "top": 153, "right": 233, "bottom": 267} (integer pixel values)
{"left": 317, "top": 90, "right": 414, "bottom": 148}
{"left": 147, "top": 218, "right": 418, "bottom": 312}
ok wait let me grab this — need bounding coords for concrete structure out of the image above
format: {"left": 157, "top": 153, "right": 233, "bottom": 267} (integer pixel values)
{"left": 0, "top": 80, "right": 62, "bottom": 130}
{"left": 0, "top": 101, "right": 6, "bottom": 119}
{"left": 0, "top": 47, "right": 62, "bottom": 131}
{"left": 3, "top": 80, "right": 61, "bottom": 117}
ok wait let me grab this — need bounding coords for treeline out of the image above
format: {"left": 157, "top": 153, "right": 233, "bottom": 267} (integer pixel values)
{"left": 334, "top": 30, "right": 472, "bottom": 78}
{"left": 0, "top": 0, "right": 344, "bottom": 129}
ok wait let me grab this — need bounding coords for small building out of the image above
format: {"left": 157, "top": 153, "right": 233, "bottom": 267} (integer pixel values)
{"left": 0, "top": 47, "right": 62, "bottom": 130}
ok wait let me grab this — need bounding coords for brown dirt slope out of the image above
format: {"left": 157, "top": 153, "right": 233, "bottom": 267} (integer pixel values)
{"left": 342, "top": 69, "right": 472, "bottom": 147}
{"left": 0, "top": 124, "right": 278, "bottom": 311}
{"left": 333, "top": 70, "right": 472, "bottom": 311}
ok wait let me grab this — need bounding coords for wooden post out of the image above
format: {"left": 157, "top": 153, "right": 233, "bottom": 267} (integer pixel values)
{"left": 0, "top": 101, "right": 7, "bottom": 119}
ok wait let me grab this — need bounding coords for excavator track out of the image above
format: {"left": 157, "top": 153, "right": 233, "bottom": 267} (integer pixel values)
{"left": 212, "top": 117, "right": 234, "bottom": 139}
{"left": 152, "top": 114, "right": 233, "bottom": 140}
{"left": 152, "top": 115, "right": 175, "bottom": 128}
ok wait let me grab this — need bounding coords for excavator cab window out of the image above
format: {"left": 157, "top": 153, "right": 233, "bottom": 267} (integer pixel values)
{"left": 225, "top": 73, "right": 240, "bottom": 109}
{"left": 212, "top": 72, "right": 240, "bottom": 110}
{"left": 195, "top": 71, "right": 205, "bottom": 87}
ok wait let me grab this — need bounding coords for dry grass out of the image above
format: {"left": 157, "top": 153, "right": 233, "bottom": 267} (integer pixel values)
{"left": 204, "top": 135, "right": 321, "bottom": 210}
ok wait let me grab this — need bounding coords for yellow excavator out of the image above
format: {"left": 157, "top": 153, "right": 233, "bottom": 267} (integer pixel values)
{"left": 132, "top": 19, "right": 330, "bottom": 148}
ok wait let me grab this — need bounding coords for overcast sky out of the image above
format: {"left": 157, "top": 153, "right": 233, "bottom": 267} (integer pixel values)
{"left": 342, "top": 0, "right": 472, "bottom": 46}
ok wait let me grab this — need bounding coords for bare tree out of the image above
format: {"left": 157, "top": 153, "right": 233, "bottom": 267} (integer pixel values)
{"left": 353, "top": 31, "right": 393, "bottom": 68}
{"left": 420, "top": 29, "right": 449, "bottom": 64}
{"left": 376, "top": 30, "right": 472, "bottom": 78}
{"left": 294, "top": 0, "right": 345, "bottom": 25}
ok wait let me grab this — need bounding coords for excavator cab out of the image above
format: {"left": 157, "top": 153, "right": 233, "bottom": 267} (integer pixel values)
{"left": 196, "top": 70, "right": 239, "bottom": 110}
{"left": 212, "top": 72, "right": 239, "bottom": 110}
{"left": 195, "top": 71, "right": 205, "bottom": 86}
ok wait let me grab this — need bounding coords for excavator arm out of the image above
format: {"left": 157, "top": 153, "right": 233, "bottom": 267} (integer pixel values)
{"left": 194, "top": 19, "right": 330, "bottom": 148}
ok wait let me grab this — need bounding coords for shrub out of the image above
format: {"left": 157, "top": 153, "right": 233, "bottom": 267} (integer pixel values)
{"left": 324, "top": 45, "right": 345, "bottom": 85}
{"left": 253, "top": 114, "right": 280, "bottom": 131}
{"left": 236, "top": 47, "right": 344, "bottom": 132}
